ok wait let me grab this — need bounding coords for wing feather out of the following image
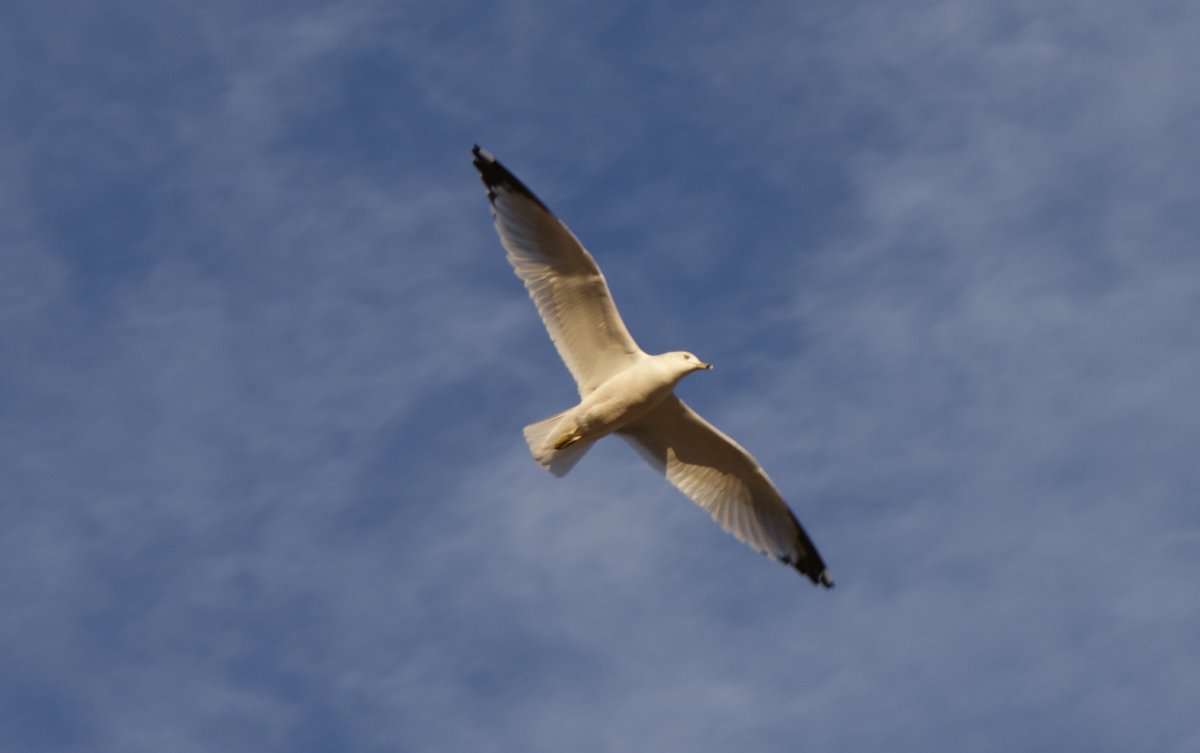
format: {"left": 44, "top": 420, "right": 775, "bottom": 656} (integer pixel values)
{"left": 472, "top": 146, "right": 642, "bottom": 395}
{"left": 619, "top": 396, "right": 833, "bottom": 587}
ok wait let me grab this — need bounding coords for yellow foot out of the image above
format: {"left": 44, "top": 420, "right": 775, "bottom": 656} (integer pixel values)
{"left": 553, "top": 429, "right": 582, "bottom": 450}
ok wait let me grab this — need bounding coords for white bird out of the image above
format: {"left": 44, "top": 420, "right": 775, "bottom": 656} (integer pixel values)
{"left": 473, "top": 145, "right": 833, "bottom": 587}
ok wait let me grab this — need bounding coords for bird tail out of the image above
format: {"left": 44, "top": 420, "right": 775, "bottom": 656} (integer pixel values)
{"left": 523, "top": 410, "right": 593, "bottom": 477}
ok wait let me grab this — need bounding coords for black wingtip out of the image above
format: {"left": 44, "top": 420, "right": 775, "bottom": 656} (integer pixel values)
{"left": 470, "top": 145, "right": 550, "bottom": 212}
{"left": 796, "top": 562, "right": 834, "bottom": 589}
{"left": 783, "top": 551, "right": 833, "bottom": 588}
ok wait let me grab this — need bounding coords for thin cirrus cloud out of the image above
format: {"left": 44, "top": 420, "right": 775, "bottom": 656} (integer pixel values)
{"left": 1, "top": 1, "right": 1198, "bottom": 752}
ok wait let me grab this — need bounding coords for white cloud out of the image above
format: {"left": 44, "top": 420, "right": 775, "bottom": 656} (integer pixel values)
{"left": 2, "top": 1, "right": 1198, "bottom": 751}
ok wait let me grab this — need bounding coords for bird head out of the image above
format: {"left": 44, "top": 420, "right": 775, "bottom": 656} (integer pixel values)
{"left": 670, "top": 351, "right": 713, "bottom": 375}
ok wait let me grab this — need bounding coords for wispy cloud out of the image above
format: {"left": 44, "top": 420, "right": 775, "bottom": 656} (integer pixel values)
{"left": 1, "top": 1, "right": 1197, "bottom": 751}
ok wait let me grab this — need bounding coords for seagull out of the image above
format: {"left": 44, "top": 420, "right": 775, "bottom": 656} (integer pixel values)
{"left": 472, "top": 145, "right": 833, "bottom": 588}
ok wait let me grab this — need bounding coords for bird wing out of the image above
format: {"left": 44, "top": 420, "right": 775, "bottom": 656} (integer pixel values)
{"left": 619, "top": 395, "right": 833, "bottom": 587}
{"left": 473, "top": 146, "right": 643, "bottom": 396}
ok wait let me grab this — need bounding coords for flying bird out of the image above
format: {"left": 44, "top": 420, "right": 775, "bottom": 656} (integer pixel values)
{"left": 472, "top": 145, "right": 833, "bottom": 588}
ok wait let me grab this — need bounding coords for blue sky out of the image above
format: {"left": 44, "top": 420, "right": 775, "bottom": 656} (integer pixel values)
{"left": 3, "top": 1, "right": 1199, "bottom": 750}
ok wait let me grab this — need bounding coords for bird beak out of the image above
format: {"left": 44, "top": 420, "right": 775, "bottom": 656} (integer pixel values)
{"left": 700, "top": 361, "right": 713, "bottom": 370}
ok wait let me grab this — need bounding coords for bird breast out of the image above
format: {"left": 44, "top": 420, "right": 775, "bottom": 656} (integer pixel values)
{"left": 574, "top": 361, "right": 678, "bottom": 436}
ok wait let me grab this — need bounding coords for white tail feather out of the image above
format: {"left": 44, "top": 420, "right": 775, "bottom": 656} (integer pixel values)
{"left": 523, "top": 410, "right": 593, "bottom": 477}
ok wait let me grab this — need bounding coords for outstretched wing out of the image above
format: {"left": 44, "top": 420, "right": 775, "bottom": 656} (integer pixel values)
{"left": 619, "top": 395, "right": 833, "bottom": 587}
{"left": 473, "top": 146, "right": 643, "bottom": 396}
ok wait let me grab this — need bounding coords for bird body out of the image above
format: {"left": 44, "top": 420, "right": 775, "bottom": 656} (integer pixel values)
{"left": 472, "top": 145, "right": 834, "bottom": 588}
{"left": 525, "top": 351, "right": 712, "bottom": 476}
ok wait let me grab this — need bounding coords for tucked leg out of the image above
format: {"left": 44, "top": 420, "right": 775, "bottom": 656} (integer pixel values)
{"left": 553, "top": 428, "right": 583, "bottom": 450}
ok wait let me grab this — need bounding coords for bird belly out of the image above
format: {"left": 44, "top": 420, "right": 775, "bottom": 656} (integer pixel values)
{"left": 573, "top": 367, "right": 675, "bottom": 439}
